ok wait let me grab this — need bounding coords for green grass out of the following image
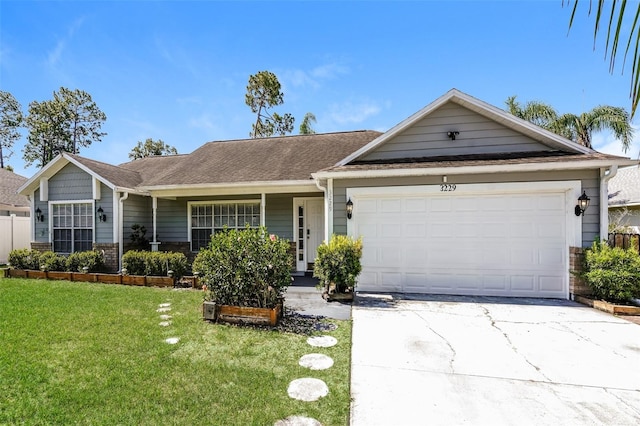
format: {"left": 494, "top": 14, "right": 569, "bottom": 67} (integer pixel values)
{"left": 0, "top": 278, "right": 351, "bottom": 425}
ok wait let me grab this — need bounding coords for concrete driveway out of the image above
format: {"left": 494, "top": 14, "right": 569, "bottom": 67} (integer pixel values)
{"left": 350, "top": 294, "right": 640, "bottom": 426}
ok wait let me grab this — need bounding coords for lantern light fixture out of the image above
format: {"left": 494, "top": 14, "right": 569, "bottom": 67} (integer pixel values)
{"left": 97, "top": 206, "right": 107, "bottom": 222}
{"left": 346, "top": 198, "right": 354, "bottom": 220}
{"left": 574, "top": 191, "right": 590, "bottom": 216}
{"left": 35, "top": 207, "right": 44, "bottom": 222}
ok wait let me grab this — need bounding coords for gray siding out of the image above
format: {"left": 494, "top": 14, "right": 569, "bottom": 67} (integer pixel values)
{"left": 361, "top": 103, "right": 552, "bottom": 161}
{"left": 95, "top": 182, "right": 114, "bottom": 243}
{"left": 157, "top": 198, "right": 187, "bottom": 242}
{"left": 123, "top": 194, "right": 152, "bottom": 242}
{"left": 333, "top": 169, "right": 600, "bottom": 247}
{"left": 33, "top": 188, "right": 47, "bottom": 243}
{"left": 265, "top": 194, "right": 293, "bottom": 240}
{"left": 49, "top": 163, "right": 93, "bottom": 200}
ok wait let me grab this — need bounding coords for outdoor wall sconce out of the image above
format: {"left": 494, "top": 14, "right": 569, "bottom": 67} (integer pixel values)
{"left": 97, "top": 206, "right": 107, "bottom": 222}
{"left": 447, "top": 131, "right": 459, "bottom": 140}
{"left": 575, "top": 191, "right": 590, "bottom": 216}
{"left": 346, "top": 198, "right": 354, "bottom": 220}
{"left": 35, "top": 207, "right": 44, "bottom": 222}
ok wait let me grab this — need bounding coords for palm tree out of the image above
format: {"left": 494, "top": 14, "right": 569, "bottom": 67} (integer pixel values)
{"left": 566, "top": 1, "right": 640, "bottom": 117}
{"left": 554, "top": 106, "right": 634, "bottom": 151}
{"left": 505, "top": 97, "right": 634, "bottom": 152}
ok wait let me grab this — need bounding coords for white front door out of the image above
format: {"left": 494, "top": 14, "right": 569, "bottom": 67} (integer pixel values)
{"left": 294, "top": 198, "right": 325, "bottom": 272}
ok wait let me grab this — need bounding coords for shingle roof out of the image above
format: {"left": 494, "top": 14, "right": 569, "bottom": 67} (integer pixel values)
{"left": 118, "top": 131, "right": 382, "bottom": 187}
{"left": 68, "top": 154, "right": 143, "bottom": 189}
{"left": 609, "top": 166, "right": 640, "bottom": 206}
{"left": 0, "top": 168, "right": 29, "bottom": 208}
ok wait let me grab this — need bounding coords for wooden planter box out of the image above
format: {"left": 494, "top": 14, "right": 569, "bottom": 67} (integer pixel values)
{"left": 574, "top": 295, "right": 640, "bottom": 316}
{"left": 26, "top": 270, "right": 47, "bottom": 279}
{"left": 122, "top": 275, "right": 147, "bottom": 286}
{"left": 203, "top": 301, "right": 282, "bottom": 326}
{"left": 145, "top": 276, "right": 174, "bottom": 287}
{"left": 47, "top": 271, "right": 73, "bottom": 281}
{"left": 8, "top": 269, "right": 27, "bottom": 278}
{"left": 72, "top": 272, "right": 98, "bottom": 282}
{"left": 96, "top": 273, "right": 122, "bottom": 284}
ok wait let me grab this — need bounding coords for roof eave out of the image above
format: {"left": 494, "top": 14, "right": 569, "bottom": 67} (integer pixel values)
{"left": 313, "top": 157, "right": 637, "bottom": 180}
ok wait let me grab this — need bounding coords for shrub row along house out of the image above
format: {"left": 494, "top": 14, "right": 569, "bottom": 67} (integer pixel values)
{"left": 17, "top": 89, "right": 635, "bottom": 299}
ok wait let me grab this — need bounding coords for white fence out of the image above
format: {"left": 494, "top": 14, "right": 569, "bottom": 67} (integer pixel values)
{"left": 0, "top": 215, "right": 31, "bottom": 264}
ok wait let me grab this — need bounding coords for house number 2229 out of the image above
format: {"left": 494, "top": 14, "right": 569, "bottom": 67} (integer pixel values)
{"left": 440, "top": 184, "right": 456, "bottom": 192}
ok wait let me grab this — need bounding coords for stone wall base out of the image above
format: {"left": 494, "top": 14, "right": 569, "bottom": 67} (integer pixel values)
{"left": 94, "top": 243, "right": 119, "bottom": 273}
{"left": 31, "top": 242, "right": 52, "bottom": 252}
{"left": 569, "top": 246, "right": 591, "bottom": 298}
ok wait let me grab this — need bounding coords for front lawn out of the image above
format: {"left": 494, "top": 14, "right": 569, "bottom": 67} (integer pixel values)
{"left": 0, "top": 278, "right": 351, "bottom": 425}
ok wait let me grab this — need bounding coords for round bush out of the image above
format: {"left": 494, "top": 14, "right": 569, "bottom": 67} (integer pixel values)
{"left": 193, "top": 226, "right": 292, "bottom": 309}
{"left": 584, "top": 241, "right": 640, "bottom": 303}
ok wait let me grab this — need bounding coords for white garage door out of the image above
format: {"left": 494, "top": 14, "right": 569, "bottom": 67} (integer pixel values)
{"left": 348, "top": 183, "right": 580, "bottom": 298}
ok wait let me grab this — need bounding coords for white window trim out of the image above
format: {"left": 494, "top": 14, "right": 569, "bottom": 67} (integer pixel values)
{"left": 187, "top": 199, "right": 262, "bottom": 251}
{"left": 49, "top": 200, "right": 96, "bottom": 252}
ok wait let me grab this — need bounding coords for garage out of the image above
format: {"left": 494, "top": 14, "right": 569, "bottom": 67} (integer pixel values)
{"left": 347, "top": 182, "right": 581, "bottom": 298}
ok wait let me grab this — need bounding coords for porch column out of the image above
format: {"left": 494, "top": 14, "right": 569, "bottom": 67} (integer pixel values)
{"left": 325, "top": 178, "right": 333, "bottom": 242}
{"left": 260, "top": 193, "right": 266, "bottom": 227}
{"left": 150, "top": 196, "right": 160, "bottom": 252}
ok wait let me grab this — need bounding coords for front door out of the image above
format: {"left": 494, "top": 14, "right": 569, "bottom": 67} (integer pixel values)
{"left": 294, "top": 198, "right": 325, "bottom": 272}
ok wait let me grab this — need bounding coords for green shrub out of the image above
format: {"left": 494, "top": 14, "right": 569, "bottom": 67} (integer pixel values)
{"left": 193, "top": 226, "right": 292, "bottom": 309}
{"left": 8, "top": 249, "right": 41, "bottom": 270}
{"left": 39, "top": 251, "right": 67, "bottom": 271}
{"left": 122, "top": 250, "right": 188, "bottom": 277}
{"left": 584, "top": 240, "right": 640, "bottom": 303}
{"left": 66, "top": 250, "right": 105, "bottom": 273}
{"left": 313, "top": 234, "right": 363, "bottom": 293}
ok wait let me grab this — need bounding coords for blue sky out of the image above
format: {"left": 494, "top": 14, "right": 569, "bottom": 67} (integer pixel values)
{"left": 1, "top": 0, "right": 639, "bottom": 179}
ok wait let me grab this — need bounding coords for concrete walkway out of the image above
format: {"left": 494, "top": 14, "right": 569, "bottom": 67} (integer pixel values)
{"left": 285, "top": 276, "right": 351, "bottom": 320}
{"left": 350, "top": 293, "right": 640, "bottom": 426}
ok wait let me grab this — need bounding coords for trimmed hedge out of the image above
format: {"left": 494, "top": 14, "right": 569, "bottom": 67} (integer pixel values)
{"left": 584, "top": 240, "right": 640, "bottom": 303}
{"left": 122, "top": 250, "right": 188, "bottom": 278}
{"left": 8, "top": 249, "right": 105, "bottom": 273}
{"left": 313, "top": 234, "right": 363, "bottom": 293}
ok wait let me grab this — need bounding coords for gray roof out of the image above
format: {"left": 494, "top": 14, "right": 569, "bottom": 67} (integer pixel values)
{"left": 68, "top": 154, "right": 144, "bottom": 189}
{"left": 609, "top": 165, "right": 640, "bottom": 206}
{"left": 0, "top": 168, "right": 29, "bottom": 208}
{"left": 118, "top": 131, "right": 382, "bottom": 187}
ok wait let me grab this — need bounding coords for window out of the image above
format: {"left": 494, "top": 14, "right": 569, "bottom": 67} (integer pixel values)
{"left": 52, "top": 203, "right": 93, "bottom": 253}
{"left": 190, "top": 202, "right": 260, "bottom": 251}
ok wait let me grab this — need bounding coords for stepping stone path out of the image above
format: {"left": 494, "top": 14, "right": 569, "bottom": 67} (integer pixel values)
{"left": 156, "top": 302, "right": 179, "bottom": 345}
{"left": 276, "top": 326, "right": 339, "bottom": 425}
{"left": 274, "top": 416, "right": 322, "bottom": 426}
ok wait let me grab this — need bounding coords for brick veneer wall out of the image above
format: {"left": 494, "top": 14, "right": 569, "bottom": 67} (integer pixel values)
{"left": 94, "top": 243, "right": 119, "bottom": 273}
{"left": 569, "top": 246, "right": 591, "bottom": 298}
{"left": 31, "top": 242, "right": 52, "bottom": 252}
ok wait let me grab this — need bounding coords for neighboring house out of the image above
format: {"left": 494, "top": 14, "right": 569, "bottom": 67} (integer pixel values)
{"left": 0, "top": 168, "right": 31, "bottom": 263}
{"left": 18, "top": 89, "right": 635, "bottom": 299}
{"left": 608, "top": 165, "right": 640, "bottom": 233}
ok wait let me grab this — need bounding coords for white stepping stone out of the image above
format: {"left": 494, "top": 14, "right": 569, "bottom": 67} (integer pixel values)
{"left": 158, "top": 303, "right": 171, "bottom": 308}
{"left": 306, "top": 335, "right": 337, "bottom": 348}
{"left": 156, "top": 307, "right": 171, "bottom": 313}
{"left": 274, "top": 415, "right": 322, "bottom": 426}
{"left": 159, "top": 321, "right": 171, "bottom": 327}
{"left": 299, "top": 353, "right": 334, "bottom": 370}
{"left": 165, "top": 337, "right": 180, "bottom": 344}
{"left": 287, "top": 378, "right": 329, "bottom": 402}
{"left": 159, "top": 314, "right": 172, "bottom": 320}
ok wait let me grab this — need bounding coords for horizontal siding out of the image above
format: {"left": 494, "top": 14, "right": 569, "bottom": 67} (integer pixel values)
{"left": 95, "top": 183, "right": 114, "bottom": 243}
{"left": 361, "top": 103, "right": 551, "bottom": 161}
{"left": 333, "top": 169, "right": 600, "bottom": 247}
{"left": 157, "top": 198, "right": 187, "bottom": 242}
{"left": 123, "top": 195, "right": 152, "bottom": 243}
{"left": 33, "top": 188, "right": 47, "bottom": 243}
{"left": 49, "top": 163, "right": 93, "bottom": 200}
{"left": 265, "top": 194, "right": 294, "bottom": 240}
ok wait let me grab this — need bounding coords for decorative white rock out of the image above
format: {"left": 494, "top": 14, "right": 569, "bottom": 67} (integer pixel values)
{"left": 274, "top": 415, "right": 323, "bottom": 426}
{"left": 287, "top": 378, "right": 329, "bottom": 402}
{"left": 165, "top": 337, "right": 180, "bottom": 344}
{"left": 299, "top": 353, "right": 334, "bottom": 370}
{"left": 159, "top": 321, "right": 172, "bottom": 327}
{"left": 158, "top": 303, "right": 171, "bottom": 308}
{"left": 159, "top": 314, "right": 172, "bottom": 320}
{"left": 306, "top": 335, "right": 337, "bottom": 348}
{"left": 156, "top": 307, "right": 171, "bottom": 313}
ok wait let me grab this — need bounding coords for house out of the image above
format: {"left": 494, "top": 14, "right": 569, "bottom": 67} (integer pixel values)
{"left": 0, "top": 167, "right": 29, "bottom": 216}
{"left": 1, "top": 168, "right": 31, "bottom": 263}
{"left": 18, "top": 89, "right": 635, "bottom": 299}
{"left": 608, "top": 165, "right": 640, "bottom": 233}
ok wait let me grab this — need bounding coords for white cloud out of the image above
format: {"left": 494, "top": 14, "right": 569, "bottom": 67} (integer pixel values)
{"left": 327, "top": 100, "right": 381, "bottom": 125}
{"left": 282, "top": 62, "right": 350, "bottom": 89}
{"left": 592, "top": 125, "right": 640, "bottom": 160}
{"left": 46, "top": 17, "right": 85, "bottom": 68}
{"left": 188, "top": 113, "right": 219, "bottom": 131}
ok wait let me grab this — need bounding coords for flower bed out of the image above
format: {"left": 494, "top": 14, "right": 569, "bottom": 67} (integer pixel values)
{"left": 5, "top": 268, "right": 186, "bottom": 288}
